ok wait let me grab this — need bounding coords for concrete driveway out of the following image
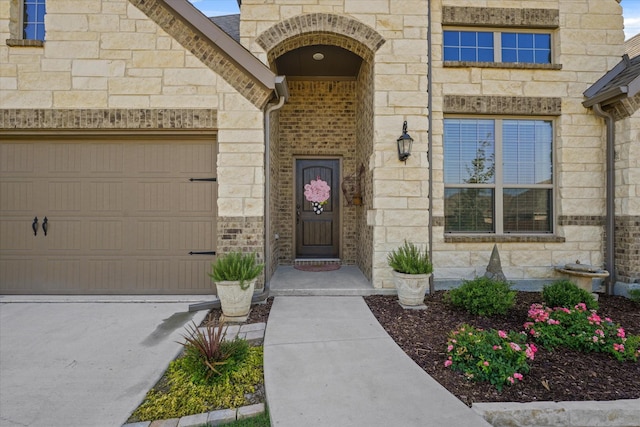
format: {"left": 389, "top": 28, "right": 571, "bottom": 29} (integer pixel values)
{"left": 0, "top": 298, "right": 208, "bottom": 427}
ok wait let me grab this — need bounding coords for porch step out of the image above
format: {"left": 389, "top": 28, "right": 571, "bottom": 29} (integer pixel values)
{"left": 269, "top": 265, "right": 396, "bottom": 297}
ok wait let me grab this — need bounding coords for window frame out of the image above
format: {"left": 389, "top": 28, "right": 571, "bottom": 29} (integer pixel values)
{"left": 443, "top": 27, "right": 554, "bottom": 65}
{"left": 443, "top": 115, "right": 556, "bottom": 235}
{"left": 21, "top": 0, "right": 47, "bottom": 41}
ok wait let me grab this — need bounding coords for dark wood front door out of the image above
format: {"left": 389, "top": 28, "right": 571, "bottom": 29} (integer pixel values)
{"left": 295, "top": 159, "right": 340, "bottom": 258}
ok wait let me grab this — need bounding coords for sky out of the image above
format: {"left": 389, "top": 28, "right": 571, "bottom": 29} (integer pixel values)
{"left": 191, "top": 0, "right": 640, "bottom": 40}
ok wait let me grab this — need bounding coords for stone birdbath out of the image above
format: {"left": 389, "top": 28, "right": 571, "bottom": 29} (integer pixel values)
{"left": 554, "top": 260, "right": 609, "bottom": 295}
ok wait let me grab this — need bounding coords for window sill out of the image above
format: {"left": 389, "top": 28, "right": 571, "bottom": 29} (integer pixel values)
{"left": 444, "top": 234, "right": 565, "bottom": 243}
{"left": 444, "top": 61, "right": 562, "bottom": 70}
{"left": 6, "top": 39, "right": 44, "bottom": 47}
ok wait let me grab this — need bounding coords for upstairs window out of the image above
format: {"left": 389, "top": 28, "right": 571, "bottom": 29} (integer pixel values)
{"left": 23, "top": 0, "right": 46, "bottom": 41}
{"left": 444, "top": 30, "right": 552, "bottom": 64}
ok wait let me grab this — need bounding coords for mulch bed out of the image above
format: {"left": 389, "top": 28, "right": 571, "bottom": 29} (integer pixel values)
{"left": 364, "top": 291, "right": 640, "bottom": 406}
{"left": 206, "top": 294, "right": 640, "bottom": 407}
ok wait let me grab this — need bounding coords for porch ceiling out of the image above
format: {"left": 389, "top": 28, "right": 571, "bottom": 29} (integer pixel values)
{"left": 275, "top": 45, "right": 363, "bottom": 80}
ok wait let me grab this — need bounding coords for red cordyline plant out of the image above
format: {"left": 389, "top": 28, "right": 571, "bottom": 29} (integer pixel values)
{"left": 525, "top": 303, "right": 640, "bottom": 362}
{"left": 178, "top": 316, "right": 229, "bottom": 379}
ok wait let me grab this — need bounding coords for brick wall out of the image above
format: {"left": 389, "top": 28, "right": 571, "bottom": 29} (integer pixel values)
{"left": 277, "top": 80, "right": 358, "bottom": 265}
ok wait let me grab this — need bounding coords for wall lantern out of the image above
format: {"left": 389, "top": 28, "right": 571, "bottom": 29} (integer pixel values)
{"left": 397, "top": 121, "right": 413, "bottom": 163}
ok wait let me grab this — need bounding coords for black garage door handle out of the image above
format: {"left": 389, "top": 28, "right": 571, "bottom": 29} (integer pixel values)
{"left": 32, "top": 217, "right": 38, "bottom": 236}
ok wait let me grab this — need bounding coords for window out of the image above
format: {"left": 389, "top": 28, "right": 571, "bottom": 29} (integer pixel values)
{"left": 23, "top": 0, "right": 46, "bottom": 41}
{"left": 444, "top": 118, "right": 553, "bottom": 234}
{"left": 444, "top": 30, "right": 551, "bottom": 64}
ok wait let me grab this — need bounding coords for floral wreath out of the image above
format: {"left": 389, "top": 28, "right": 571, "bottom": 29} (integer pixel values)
{"left": 304, "top": 176, "right": 330, "bottom": 215}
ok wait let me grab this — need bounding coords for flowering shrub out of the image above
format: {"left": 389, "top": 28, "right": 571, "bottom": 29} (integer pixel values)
{"left": 445, "top": 324, "right": 537, "bottom": 391}
{"left": 525, "top": 303, "right": 640, "bottom": 362}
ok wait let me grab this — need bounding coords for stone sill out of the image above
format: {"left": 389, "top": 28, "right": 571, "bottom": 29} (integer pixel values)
{"left": 445, "top": 234, "right": 565, "bottom": 243}
{"left": 6, "top": 39, "right": 44, "bottom": 47}
{"left": 444, "top": 61, "right": 562, "bottom": 70}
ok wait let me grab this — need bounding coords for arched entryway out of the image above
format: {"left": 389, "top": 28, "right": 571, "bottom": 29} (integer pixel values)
{"left": 258, "top": 14, "right": 384, "bottom": 282}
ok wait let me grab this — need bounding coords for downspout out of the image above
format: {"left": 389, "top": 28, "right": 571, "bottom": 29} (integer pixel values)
{"left": 189, "top": 77, "right": 289, "bottom": 312}
{"left": 427, "top": 0, "right": 434, "bottom": 295}
{"left": 592, "top": 102, "right": 616, "bottom": 295}
{"left": 257, "top": 76, "right": 288, "bottom": 302}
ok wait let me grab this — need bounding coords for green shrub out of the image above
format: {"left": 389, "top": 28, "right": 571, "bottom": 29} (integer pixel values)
{"left": 542, "top": 280, "right": 598, "bottom": 310}
{"left": 130, "top": 346, "right": 264, "bottom": 422}
{"left": 445, "top": 324, "right": 537, "bottom": 391}
{"left": 209, "top": 252, "right": 264, "bottom": 290}
{"left": 628, "top": 288, "right": 640, "bottom": 303}
{"left": 387, "top": 241, "right": 433, "bottom": 275}
{"left": 525, "top": 303, "right": 639, "bottom": 362}
{"left": 446, "top": 276, "right": 516, "bottom": 316}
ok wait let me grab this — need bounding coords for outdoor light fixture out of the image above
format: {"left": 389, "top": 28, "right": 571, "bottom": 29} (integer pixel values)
{"left": 397, "top": 121, "right": 413, "bottom": 163}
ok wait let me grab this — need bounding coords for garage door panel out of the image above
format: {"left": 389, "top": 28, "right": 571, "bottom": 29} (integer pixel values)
{"left": 0, "top": 259, "right": 35, "bottom": 292}
{"left": 89, "top": 144, "right": 124, "bottom": 174}
{"left": 175, "top": 220, "right": 214, "bottom": 250}
{"left": 45, "top": 219, "right": 83, "bottom": 251}
{"left": 47, "top": 144, "right": 82, "bottom": 174}
{"left": 45, "top": 258, "right": 82, "bottom": 291}
{"left": 88, "top": 182, "right": 124, "bottom": 212}
{"left": 178, "top": 259, "right": 213, "bottom": 290}
{"left": 0, "top": 143, "right": 35, "bottom": 174}
{"left": 48, "top": 181, "right": 82, "bottom": 212}
{"left": 0, "top": 181, "right": 36, "bottom": 213}
{"left": 136, "top": 220, "right": 172, "bottom": 251}
{"left": 178, "top": 182, "right": 215, "bottom": 213}
{"left": 136, "top": 182, "right": 173, "bottom": 213}
{"left": 0, "top": 220, "right": 35, "bottom": 250}
{"left": 179, "top": 144, "right": 215, "bottom": 173}
{"left": 86, "top": 259, "right": 125, "bottom": 291}
{"left": 88, "top": 220, "right": 124, "bottom": 251}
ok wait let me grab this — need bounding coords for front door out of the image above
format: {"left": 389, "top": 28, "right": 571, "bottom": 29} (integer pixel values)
{"left": 295, "top": 159, "right": 340, "bottom": 259}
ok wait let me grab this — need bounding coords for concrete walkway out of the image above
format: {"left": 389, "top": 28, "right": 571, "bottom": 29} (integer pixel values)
{"left": 264, "top": 296, "right": 491, "bottom": 427}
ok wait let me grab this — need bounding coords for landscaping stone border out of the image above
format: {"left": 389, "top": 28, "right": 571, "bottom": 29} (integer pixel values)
{"left": 472, "top": 399, "right": 640, "bottom": 427}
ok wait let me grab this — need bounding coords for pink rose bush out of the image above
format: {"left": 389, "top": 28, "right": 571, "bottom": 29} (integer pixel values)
{"left": 444, "top": 324, "right": 536, "bottom": 391}
{"left": 445, "top": 300, "right": 639, "bottom": 390}
{"left": 525, "top": 303, "right": 639, "bottom": 362}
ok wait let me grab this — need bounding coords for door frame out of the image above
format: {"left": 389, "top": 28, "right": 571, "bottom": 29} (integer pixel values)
{"left": 293, "top": 156, "right": 343, "bottom": 260}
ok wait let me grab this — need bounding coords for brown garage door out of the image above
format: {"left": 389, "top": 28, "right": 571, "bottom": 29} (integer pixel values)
{"left": 0, "top": 138, "right": 217, "bottom": 294}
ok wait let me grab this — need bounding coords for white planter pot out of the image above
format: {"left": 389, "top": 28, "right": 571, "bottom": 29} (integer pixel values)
{"left": 391, "top": 271, "right": 431, "bottom": 306}
{"left": 215, "top": 279, "right": 256, "bottom": 319}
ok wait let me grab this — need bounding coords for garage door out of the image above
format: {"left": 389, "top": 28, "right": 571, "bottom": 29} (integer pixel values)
{"left": 0, "top": 138, "right": 217, "bottom": 294}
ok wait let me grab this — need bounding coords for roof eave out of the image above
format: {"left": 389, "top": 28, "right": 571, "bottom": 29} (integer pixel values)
{"left": 583, "top": 86, "right": 628, "bottom": 108}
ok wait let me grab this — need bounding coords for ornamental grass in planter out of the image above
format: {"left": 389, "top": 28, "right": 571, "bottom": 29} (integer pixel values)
{"left": 387, "top": 241, "right": 433, "bottom": 307}
{"left": 209, "top": 252, "right": 264, "bottom": 321}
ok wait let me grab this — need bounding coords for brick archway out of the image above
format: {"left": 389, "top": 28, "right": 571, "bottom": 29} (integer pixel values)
{"left": 256, "top": 13, "right": 385, "bottom": 65}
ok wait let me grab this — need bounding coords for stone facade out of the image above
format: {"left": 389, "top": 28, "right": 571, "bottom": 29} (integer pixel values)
{"left": 2, "top": 0, "right": 636, "bottom": 292}
{"left": 429, "top": 0, "right": 625, "bottom": 283}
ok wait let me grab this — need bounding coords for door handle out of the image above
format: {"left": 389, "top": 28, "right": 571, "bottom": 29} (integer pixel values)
{"left": 43, "top": 217, "right": 48, "bottom": 236}
{"left": 296, "top": 204, "right": 300, "bottom": 225}
{"left": 32, "top": 217, "right": 38, "bottom": 236}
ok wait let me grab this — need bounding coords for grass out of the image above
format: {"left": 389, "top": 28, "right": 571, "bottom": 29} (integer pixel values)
{"left": 223, "top": 410, "right": 270, "bottom": 426}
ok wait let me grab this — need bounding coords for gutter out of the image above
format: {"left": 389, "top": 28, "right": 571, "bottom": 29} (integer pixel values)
{"left": 591, "top": 103, "right": 616, "bottom": 295}
{"left": 427, "top": 0, "right": 434, "bottom": 295}
{"left": 189, "top": 77, "right": 289, "bottom": 312}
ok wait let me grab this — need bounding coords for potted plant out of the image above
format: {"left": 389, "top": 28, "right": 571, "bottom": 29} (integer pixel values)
{"left": 387, "top": 241, "right": 433, "bottom": 307}
{"left": 208, "top": 251, "right": 264, "bottom": 321}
